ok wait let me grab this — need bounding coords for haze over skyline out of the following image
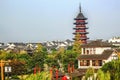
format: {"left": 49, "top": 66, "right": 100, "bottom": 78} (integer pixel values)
{"left": 0, "top": 0, "right": 120, "bottom": 43}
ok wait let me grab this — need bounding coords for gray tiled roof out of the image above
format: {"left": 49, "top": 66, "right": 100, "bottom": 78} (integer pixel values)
{"left": 78, "top": 50, "right": 113, "bottom": 60}
{"left": 81, "top": 40, "right": 112, "bottom": 48}
{"left": 75, "top": 12, "right": 87, "bottom": 20}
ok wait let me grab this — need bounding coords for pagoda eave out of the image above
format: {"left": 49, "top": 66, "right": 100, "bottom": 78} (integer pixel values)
{"left": 73, "top": 27, "right": 88, "bottom": 30}
{"left": 73, "top": 32, "right": 89, "bottom": 34}
{"left": 74, "top": 22, "right": 88, "bottom": 25}
{"left": 73, "top": 38, "right": 89, "bottom": 40}
{"left": 74, "top": 18, "right": 87, "bottom": 20}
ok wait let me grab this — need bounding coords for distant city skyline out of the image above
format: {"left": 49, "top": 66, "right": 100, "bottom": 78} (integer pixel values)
{"left": 0, "top": 0, "right": 120, "bottom": 43}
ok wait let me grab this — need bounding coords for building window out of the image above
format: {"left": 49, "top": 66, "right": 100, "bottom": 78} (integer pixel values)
{"left": 87, "top": 60, "right": 90, "bottom": 66}
{"left": 83, "top": 48, "right": 85, "bottom": 54}
{"left": 90, "top": 49, "right": 92, "bottom": 54}
{"left": 84, "top": 60, "right": 87, "bottom": 66}
{"left": 95, "top": 60, "right": 99, "bottom": 66}
{"left": 92, "top": 60, "right": 95, "bottom": 66}
{"left": 80, "top": 60, "right": 84, "bottom": 66}
{"left": 112, "top": 55, "right": 118, "bottom": 60}
{"left": 93, "top": 48, "right": 96, "bottom": 54}
{"left": 98, "top": 60, "right": 102, "bottom": 66}
{"left": 80, "top": 60, "right": 89, "bottom": 66}
{"left": 87, "top": 50, "right": 89, "bottom": 54}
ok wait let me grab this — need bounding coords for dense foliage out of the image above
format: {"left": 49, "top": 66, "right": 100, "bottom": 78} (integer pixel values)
{"left": 101, "top": 59, "right": 120, "bottom": 80}
{"left": 25, "top": 71, "right": 51, "bottom": 80}
{"left": 0, "top": 42, "right": 80, "bottom": 79}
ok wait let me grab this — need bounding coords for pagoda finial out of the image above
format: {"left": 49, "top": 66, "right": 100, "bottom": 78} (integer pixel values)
{"left": 79, "top": 3, "right": 81, "bottom": 13}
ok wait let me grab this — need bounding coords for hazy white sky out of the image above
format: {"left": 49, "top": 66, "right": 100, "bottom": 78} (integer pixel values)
{"left": 0, "top": 0, "right": 120, "bottom": 42}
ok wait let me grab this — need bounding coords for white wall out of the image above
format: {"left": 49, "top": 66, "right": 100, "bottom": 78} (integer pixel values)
{"left": 95, "top": 47, "right": 111, "bottom": 54}
{"left": 81, "top": 47, "right": 111, "bottom": 54}
{"left": 105, "top": 52, "right": 118, "bottom": 63}
{"left": 108, "top": 37, "right": 120, "bottom": 43}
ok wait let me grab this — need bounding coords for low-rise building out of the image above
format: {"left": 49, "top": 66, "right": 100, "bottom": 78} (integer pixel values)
{"left": 76, "top": 40, "right": 119, "bottom": 79}
{"left": 108, "top": 37, "right": 120, "bottom": 47}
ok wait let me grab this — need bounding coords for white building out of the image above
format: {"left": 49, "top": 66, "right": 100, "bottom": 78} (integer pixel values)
{"left": 78, "top": 40, "right": 118, "bottom": 70}
{"left": 108, "top": 37, "right": 120, "bottom": 46}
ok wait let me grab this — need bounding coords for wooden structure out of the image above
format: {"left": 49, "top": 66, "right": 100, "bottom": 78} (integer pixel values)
{"left": 0, "top": 60, "right": 11, "bottom": 80}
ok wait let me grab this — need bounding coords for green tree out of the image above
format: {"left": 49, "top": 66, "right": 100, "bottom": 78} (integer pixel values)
{"left": 28, "top": 43, "right": 48, "bottom": 71}
{"left": 16, "top": 53, "right": 31, "bottom": 62}
{"left": 28, "top": 52, "right": 47, "bottom": 72}
{"left": 101, "top": 59, "right": 120, "bottom": 80}
{"left": 45, "top": 54, "right": 59, "bottom": 68}
{"left": 85, "top": 67, "right": 94, "bottom": 80}
{"left": 62, "top": 50, "right": 78, "bottom": 72}
{"left": 97, "top": 69, "right": 110, "bottom": 80}
{"left": 35, "top": 43, "right": 47, "bottom": 53}
{"left": 72, "top": 32, "right": 81, "bottom": 54}
{"left": 10, "top": 59, "right": 27, "bottom": 75}
{"left": 25, "top": 71, "right": 51, "bottom": 80}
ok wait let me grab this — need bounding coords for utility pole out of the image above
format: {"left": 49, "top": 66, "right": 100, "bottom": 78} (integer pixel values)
{"left": 1, "top": 60, "right": 4, "bottom": 80}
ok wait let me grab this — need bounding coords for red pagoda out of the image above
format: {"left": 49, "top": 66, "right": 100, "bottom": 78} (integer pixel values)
{"left": 73, "top": 5, "right": 89, "bottom": 44}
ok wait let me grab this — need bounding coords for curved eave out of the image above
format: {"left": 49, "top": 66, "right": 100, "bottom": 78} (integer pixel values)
{"left": 73, "top": 32, "right": 89, "bottom": 34}
{"left": 81, "top": 37, "right": 89, "bottom": 40}
{"left": 72, "top": 38, "right": 80, "bottom": 40}
{"left": 74, "top": 18, "right": 87, "bottom": 20}
{"left": 74, "top": 22, "right": 88, "bottom": 25}
{"left": 73, "top": 27, "right": 89, "bottom": 30}
{"left": 73, "top": 38, "right": 89, "bottom": 40}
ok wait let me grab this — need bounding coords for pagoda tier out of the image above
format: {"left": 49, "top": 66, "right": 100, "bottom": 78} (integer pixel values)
{"left": 73, "top": 5, "right": 89, "bottom": 44}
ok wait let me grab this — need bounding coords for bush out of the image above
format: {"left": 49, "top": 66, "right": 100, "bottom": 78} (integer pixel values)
{"left": 11, "top": 75, "right": 20, "bottom": 80}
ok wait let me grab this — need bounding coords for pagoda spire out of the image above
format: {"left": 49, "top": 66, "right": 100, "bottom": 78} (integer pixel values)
{"left": 79, "top": 3, "right": 81, "bottom": 13}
